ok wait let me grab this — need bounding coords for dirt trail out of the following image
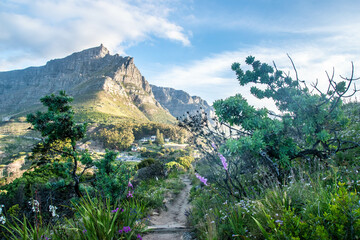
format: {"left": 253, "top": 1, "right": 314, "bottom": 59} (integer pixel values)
{"left": 143, "top": 176, "right": 192, "bottom": 240}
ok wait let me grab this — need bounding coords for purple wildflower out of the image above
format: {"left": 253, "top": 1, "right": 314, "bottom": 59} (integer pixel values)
{"left": 127, "top": 191, "right": 134, "bottom": 198}
{"left": 82, "top": 229, "right": 87, "bottom": 233}
{"left": 128, "top": 181, "right": 133, "bottom": 188}
{"left": 218, "top": 153, "right": 228, "bottom": 171}
{"left": 211, "top": 142, "right": 217, "bottom": 150}
{"left": 123, "top": 226, "right": 131, "bottom": 233}
{"left": 119, "top": 229, "right": 123, "bottom": 234}
{"left": 195, "top": 173, "right": 208, "bottom": 186}
{"left": 275, "top": 219, "right": 283, "bottom": 225}
{"left": 137, "top": 234, "right": 143, "bottom": 239}
{"left": 111, "top": 207, "right": 119, "bottom": 213}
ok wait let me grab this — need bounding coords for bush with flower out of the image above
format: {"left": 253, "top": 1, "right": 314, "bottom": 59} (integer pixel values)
{"left": 182, "top": 56, "right": 360, "bottom": 239}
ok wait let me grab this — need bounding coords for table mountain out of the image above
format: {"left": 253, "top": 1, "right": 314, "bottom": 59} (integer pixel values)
{"left": 0, "top": 45, "right": 175, "bottom": 123}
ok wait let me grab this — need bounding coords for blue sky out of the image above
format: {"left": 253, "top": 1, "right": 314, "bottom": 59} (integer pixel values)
{"left": 1, "top": 0, "right": 360, "bottom": 106}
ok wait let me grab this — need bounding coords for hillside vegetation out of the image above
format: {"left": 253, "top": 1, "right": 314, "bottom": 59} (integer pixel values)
{"left": 182, "top": 56, "right": 360, "bottom": 239}
{"left": 0, "top": 91, "right": 192, "bottom": 239}
{"left": 0, "top": 56, "right": 359, "bottom": 240}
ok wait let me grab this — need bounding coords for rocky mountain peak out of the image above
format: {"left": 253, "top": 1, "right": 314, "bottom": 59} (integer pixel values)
{"left": 45, "top": 44, "right": 110, "bottom": 68}
{"left": 71, "top": 44, "right": 110, "bottom": 59}
{"left": 151, "top": 85, "right": 214, "bottom": 119}
{"left": 0, "top": 45, "right": 176, "bottom": 123}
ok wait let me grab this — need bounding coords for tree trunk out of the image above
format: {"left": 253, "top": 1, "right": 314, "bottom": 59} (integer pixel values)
{"left": 74, "top": 177, "right": 83, "bottom": 197}
{"left": 72, "top": 144, "right": 83, "bottom": 197}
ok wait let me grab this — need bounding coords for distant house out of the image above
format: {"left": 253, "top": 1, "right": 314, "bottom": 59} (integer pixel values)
{"left": 131, "top": 146, "right": 140, "bottom": 152}
{"left": 150, "top": 135, "right": 156, "bottom": 141}
{"left": 140, "top": 137, "right": 152, "bottom": 143}
{"left": 131, "top": 144, "right": 140, "bottom": 152}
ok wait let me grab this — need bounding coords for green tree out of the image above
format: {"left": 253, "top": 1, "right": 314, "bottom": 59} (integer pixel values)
{"left": 27, "top": 91, "right": 92, "bottom": 197}
{"left": 98, "top": 123, "right": 134, "bottom": 150}
{"left": 94, "top": 150, "right": 133, "bottom": 203}
{"left": 160, "top": 133, "right": 165, "bottom": 145}
{"left": 214, "top": 56, "right": 359, "bottom": 175}
{"left": 155, "top": 129, "right": 164, "bottom": 145}
{"left": 179, "top": 57, "right": 360, "bottom": 197}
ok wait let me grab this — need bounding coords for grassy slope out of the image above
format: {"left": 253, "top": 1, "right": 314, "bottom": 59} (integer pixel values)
{"left": 73, "top": 91, "right": 150, "bottom": 124}
{"left": 139, "top": 103, "right": 176, "bottom": 124}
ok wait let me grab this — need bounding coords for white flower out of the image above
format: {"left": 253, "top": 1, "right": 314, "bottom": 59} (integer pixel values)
{"left": 0, "top": 216, "right": 5, "bottom": 224}
{"left": 29, "top": 200, "right": 40, "bottom": 212}
{"left": 49, "top": 205, "right": 59, "bottom": 218}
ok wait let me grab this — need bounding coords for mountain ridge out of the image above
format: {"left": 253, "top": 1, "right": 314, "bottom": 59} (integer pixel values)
{"left": 0, "top": 45, "right": 212, "bottom": 124}
{"left": 151, "top": 85, "right": 213, "bottom": 118}
{"left": 0, "top": 45, "right": 175, "bottom": 123}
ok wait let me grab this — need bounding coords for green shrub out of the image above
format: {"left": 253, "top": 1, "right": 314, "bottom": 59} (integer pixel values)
{"left": 66, "top": 193, "right": 146, "bottom": 240}
{"left": 136, "top": 158, "right": 156, "bottom": 170}
{"left": 176, "top": 156, "right": 194, "bottom": 169}
{"left": 166, "top": 161, "right": 185, "bottom": 171}
{"left": 135, "top": 177, "right": 185, "bottom": 210}
{"left": 1, "top": 216, "right": 54, "bottom": 240}
{"left": 254, "top": 182, "right": 360, "bottom": 240}
{"left": 93, "top": 151, "right": 134, "bottom": 204}
{"left": 189, "top": 187, "right": 251, "bottom": 240}
{"left": 1, "top": 194, "right": 147, "bottom": 240}
{"left": 140, "top": 150, "right": 162, "bottom": 158}
{"left": 97, "top": 124, "right": 135, "bottom": 150}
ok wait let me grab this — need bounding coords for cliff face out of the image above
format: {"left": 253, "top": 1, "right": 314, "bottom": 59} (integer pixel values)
{"left": 0, "top": 45, "right": 175, "bottom": 123}
{"left": 151, "top": 85, "right": 213, "bottom": 119}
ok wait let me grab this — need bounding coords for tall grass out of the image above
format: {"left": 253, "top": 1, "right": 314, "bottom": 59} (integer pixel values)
{"left": 1, "top": 193, "right": 146, "bottom": 240}
{"left": 189, "top": 162, "right": 360, "bottom": 239}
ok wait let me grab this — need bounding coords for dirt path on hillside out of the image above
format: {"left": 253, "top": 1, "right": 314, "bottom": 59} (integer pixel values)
{"left": 143, "top": 176, "right": 192, "bottom": 240}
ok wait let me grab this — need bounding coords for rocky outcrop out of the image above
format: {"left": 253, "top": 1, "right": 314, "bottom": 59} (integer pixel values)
{"left": 151, "top": 85, "right": 214, "bottom": 119}
{"left": 0, "top": 45, "right": 175, "bottom": 123}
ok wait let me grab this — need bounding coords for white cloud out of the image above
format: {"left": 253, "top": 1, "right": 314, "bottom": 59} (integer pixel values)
{"left": 0, "top": 0, "right": 190, "bottom": 70}
{"left": 151, "top": 45, "right": 360, "bottom": 109}
{"left": 147, "top": 0, "right": 360, "bottom": 108}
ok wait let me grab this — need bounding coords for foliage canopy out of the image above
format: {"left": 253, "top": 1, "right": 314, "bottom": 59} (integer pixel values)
{"left": 180, "top": 56, "right": 360, "bottom": 197}
{"left": 214, "top": 56, "right": 359, "bottom": 173}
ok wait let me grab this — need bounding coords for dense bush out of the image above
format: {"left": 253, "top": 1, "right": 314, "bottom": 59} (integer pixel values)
{"left": 136, "top": 158, "right": 157, "bottom": 170}
{"left": 97, "top": 124, "right": 135, "bottom": 150}
{"left": 182, "top": 57, "right": 360, "bottom": 239}
{"left": 0, "top": 163, "right": 73, "bottom": 221}
{"left": 140, "top": 150, "right": 163, "bottom": 158}
{"left": 132, "top": 122, "right": 188, "bottom": 141}
{"left": 190, "top": 166, "right": 360, "bottom": 239}
{"left": 134, "top": 162, "right": 166, "bottom": 182}
{"left": 93, "top": 151, "right": 134, "bottom": 204}
{"left": 166, "top": 155, "right": 194, "bottom": 172}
